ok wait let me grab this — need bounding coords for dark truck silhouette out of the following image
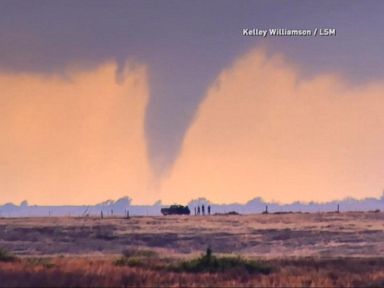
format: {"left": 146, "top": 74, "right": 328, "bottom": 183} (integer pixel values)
{"left": 161, "top": 205, "right": 190, "bottom": 215}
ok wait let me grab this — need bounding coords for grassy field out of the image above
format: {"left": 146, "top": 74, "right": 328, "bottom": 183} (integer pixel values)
{"left": 0, "top": 212, "right": 384, "bottom": 287}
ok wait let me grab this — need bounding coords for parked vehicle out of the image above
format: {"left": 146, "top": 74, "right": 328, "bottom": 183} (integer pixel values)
{"left": 161, "top": 205, "right": 190, "bottom": 215}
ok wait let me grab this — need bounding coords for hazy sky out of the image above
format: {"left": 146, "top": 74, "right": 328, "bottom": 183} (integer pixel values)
{"left": 1, "top": 1, "right": 384, "bottom": 204}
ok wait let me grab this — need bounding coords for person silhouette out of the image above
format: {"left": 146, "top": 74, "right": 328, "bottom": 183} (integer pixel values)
{"left": 202, "top": 205, "right": 205, "bottom": 216}
{"left": 197, "top": 206, "right": 200, "bottom": 215}
{"left": 208, "top": 205, "right": 211, "bottom": 215}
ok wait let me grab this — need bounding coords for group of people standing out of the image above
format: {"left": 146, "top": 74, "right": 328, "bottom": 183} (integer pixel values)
{"left": 194, "top": 204, "right": 211, "bottom": 215}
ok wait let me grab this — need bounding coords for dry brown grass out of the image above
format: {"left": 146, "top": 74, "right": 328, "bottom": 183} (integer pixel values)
{"left": 1, "top": 212, "right": 384, "bottom": 258}
{"left": 0, "top": 256, "right": 384, "bottom": 287}
{"left": 0, "top": 213, "right": 384, "bottom": 286}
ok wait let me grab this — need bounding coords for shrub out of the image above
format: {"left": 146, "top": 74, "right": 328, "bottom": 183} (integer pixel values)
{"left": 26, "top": 257, "right": 55, "bottom": 268}
{"left": 172, "top": 248, "right": 272, "bottom": 274}
{"left": 0, "top": 247, "right": 16, "bottom": 262}
{"left": 114, "top": 256, "right": 143, "bottom": 267}
{"left": 114, "top": 249, "right": 158, "bottom": 268}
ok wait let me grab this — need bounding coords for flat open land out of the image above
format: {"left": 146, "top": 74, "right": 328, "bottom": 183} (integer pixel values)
{"left": 1, "top": 212, "right": 384, "bottom": 287}
{"left": 1, "top": 212, "right": 384, "bottom": 257}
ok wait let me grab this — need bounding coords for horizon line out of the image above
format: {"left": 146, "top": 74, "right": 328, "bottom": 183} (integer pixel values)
{"left": 2, "top": 193, "right": 384, "bottom": 207}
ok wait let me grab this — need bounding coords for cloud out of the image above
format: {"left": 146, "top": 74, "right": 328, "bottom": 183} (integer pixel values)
{"left": 0, "top": 62, "right": 154, "bottom": 205}
{"left": 2, "top": 48, "right": 384, "bottom": 205}
{"left": 161, "top": 49, "right": 384, "bottom": 204}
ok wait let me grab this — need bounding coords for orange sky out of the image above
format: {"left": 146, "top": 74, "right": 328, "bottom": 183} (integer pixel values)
{"left": 161, "top": 49, "right": 384, "bottom": 204}
{"left": 0, "top": 63, "right": 154, "bottom": 205}
{"left": 1, "top": 50, "right": 384, "bottom": 205}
